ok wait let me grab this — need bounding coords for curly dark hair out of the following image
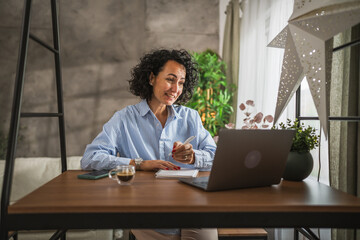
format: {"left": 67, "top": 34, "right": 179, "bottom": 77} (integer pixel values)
{"left": 128, "top": 49, "right": 199, "bottom": 105}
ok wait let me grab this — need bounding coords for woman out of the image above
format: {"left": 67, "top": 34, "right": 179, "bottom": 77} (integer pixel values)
{"left": 81, "top": 49, "right": 217, "bottom": 240}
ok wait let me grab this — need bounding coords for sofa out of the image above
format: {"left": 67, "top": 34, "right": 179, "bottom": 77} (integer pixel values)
{"left": 0, "top": 156, "right": 124, "bottom": 240}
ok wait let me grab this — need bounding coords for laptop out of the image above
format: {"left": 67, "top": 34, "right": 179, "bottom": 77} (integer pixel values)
{"left": 179, "top": 129, "right": 295, "bottom": 191}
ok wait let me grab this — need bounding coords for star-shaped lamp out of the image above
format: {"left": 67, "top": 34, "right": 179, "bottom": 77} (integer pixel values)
{"left": 268, "top": 0, "right": 360, "bottom": 138}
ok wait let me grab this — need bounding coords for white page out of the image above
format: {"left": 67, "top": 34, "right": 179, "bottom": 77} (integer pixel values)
{"left": 155, "top": 169, "right": 199, "bottom": 179}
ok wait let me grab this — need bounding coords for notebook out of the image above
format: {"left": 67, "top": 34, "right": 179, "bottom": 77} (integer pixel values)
{"left": 155, "top": 169, "right": 199, "bottom": 179}
{"left": 179, "top": 129, "right": 295, "bottom": 191}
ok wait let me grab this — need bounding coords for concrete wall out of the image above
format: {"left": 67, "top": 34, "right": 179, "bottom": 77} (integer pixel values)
{"left": 0, "top": 0, "right": 219, "bottom": 157}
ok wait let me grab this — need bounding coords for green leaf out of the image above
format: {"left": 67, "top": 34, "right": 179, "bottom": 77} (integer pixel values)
{"left": 273, "top": 118, "right": 320, "bottom": 152}
{"left": 186, "top": 50, "right": 236, "bottom": 137}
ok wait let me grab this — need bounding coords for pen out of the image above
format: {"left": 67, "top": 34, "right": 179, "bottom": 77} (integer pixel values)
{"left": 183, "top": 135, "right": 196, "bottom": 145}
{"left": 168, "top": 136, "right": 196, "bottom": 156}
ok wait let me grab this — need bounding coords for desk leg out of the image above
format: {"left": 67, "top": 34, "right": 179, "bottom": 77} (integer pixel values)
{"left": 49, "top": 230, "right": 66, "bottom": 240}
{"left": 296, "top": 228, "right": 320, "bottom": 240}
{"left": 294, "top": 228, "right": 299, "bottom": 240}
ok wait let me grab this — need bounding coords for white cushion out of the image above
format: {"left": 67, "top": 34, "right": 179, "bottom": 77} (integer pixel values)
{"left": 0, "top": 156, "right": 82, "bottom": 204}
{"left": 0, "top": 156, "right": 114, "bottom": 240}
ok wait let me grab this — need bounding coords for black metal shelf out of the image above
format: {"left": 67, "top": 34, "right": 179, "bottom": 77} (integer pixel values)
{"left": 293, "top": 25, "right": 360, "bottom": 240}
{"left": 298, "top": 116, "right": 360, "bottom": 122}
{"left": 20, "top": 112, "right": 64, "bottom": 118}
{"left": 0, "top": 0, "right": 67, "bottom": 239}
{"left": 29, "top": 33, "right": 59, "bottom": 54}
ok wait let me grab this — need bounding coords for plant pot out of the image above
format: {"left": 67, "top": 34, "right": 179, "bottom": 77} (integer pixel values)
{"left": 283, "top": 151, "right": 313, "bottom": 181}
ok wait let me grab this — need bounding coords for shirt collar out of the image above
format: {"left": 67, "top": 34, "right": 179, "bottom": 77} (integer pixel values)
{"left": 168, "top": 104, "right": 182, "bottom": 120}
{"left": 137, "top": 99, "right": 151, "bottom": 117}
{"left": 136, "top": 99, "right": 182, "bottom": 120}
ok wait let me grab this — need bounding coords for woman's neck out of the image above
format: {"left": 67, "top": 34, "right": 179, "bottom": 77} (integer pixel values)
{"left": 147, "top": 99, "right": 168, "bottom": 127}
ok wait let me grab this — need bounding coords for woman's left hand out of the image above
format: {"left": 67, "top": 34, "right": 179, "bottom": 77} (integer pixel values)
{"left": 172, "top": 141, "right": 195, "bottom": 164}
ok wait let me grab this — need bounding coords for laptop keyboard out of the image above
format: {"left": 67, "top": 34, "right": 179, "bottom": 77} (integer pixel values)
{"left": 179, "top": 176, "right": 210, "bottom": 190}
{"left": 193, "top": 176, "right": 209, "bottom": 187}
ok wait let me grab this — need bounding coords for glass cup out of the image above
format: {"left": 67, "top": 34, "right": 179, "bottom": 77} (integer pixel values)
{"left": 108, "top": 165, "right": 135, "bottom": 185}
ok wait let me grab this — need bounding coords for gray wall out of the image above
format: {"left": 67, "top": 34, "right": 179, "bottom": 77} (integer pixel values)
{"left": 0, "top": 0, "right": 219, "bottom": 157}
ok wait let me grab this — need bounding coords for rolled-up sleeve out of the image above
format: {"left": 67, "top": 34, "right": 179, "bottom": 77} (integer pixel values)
{"left": 192, "top": 111, "right": 216, "bottom": 170}
{"left": 80, "top": 112, "right": 131, "bottom": 170}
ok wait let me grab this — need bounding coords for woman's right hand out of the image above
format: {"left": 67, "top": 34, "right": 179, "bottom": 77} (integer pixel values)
{"left": 140, "top": 160, "right": 180, "bottom": 171}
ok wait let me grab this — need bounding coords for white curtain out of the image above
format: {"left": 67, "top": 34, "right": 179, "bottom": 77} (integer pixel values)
{"left": 234, "top": 1, "right": 333, "bottom": 239}
{"left": 236, "top": 0, "right": 294, "bottom": 128}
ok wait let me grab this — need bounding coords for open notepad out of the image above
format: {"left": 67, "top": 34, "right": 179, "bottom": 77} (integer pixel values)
{"left": 155, "top": 169, "right": 199, "bottom": 179}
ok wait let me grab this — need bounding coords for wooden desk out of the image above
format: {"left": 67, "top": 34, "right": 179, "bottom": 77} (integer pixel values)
{"left": 7, "top": 171, "right": 360, "bottom": 230}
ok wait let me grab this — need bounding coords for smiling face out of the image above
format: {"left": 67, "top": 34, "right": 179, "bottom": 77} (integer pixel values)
{"left": 149, "top": 60, "right": 186, "bottom": 106}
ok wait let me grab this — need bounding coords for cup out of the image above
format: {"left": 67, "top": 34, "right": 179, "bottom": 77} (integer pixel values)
{"left": 109, "top": 165, "right": 135, "bottom": 185}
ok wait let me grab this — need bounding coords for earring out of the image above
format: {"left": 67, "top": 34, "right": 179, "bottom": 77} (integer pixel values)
{"left": 149, "top": 82, "right": 152, "bottom": 86}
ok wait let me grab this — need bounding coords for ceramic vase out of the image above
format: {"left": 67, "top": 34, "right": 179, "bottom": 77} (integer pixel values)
{"left": 283, "top": 151, "right": 313, "bottom": 181}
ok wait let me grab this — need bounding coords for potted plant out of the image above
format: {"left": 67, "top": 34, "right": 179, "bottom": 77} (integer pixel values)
{"left": 186, "top": 49, "right": 236, "bottom": 137}
{"left": 274, "top": 119, "right": 320, "bottom": 181}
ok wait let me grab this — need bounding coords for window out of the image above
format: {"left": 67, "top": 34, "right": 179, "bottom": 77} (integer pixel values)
{"left": 299, "top": 80, "right": 329, "bottom": 184}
